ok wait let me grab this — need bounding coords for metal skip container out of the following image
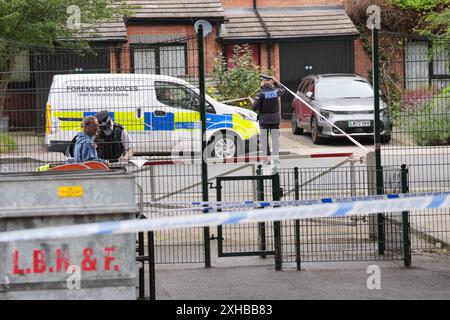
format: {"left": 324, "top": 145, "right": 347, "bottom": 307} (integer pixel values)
{"left": 0, "top": 171, "right": 137, "bottom": 300}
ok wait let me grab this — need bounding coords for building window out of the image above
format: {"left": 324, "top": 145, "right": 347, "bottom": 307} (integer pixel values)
{"left": 405, "top": 40, "right": 450, "bottom": 90}
{"left": 10, "top": 50, "right": 31, "bottom": 82}
{"left": 432, "top": 44, "right": 449, "bottom": 76}
{"left": 404, "top": 41, "right": 429, "bottom": 90}
{"left": 225, "top": 43, "right": 260, "bottom": 67}
{"left": 133, "top": 44, "right": 186, "bottom": 76}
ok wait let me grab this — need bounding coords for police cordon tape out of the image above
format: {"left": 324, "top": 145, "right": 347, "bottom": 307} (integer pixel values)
{"left": 0, "top": 191, "right": 449, "bottom": 243}
{"left": 144, "top": 191, "right": 450, "bottom": 209}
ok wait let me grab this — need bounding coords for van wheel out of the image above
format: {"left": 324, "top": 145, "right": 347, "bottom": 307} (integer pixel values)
{"left": 208, "top": 132, "right": 238, "bottom": 159}
{"left": 291, "top": 110, "right": 303, "bottom": 135}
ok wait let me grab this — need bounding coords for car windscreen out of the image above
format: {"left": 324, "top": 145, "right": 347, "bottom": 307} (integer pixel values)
{"left": 316, "top": 79, "right": 374, "bottom": 99}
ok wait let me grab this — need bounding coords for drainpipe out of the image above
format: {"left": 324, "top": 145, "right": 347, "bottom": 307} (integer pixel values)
{"left": 253, "top": 0, "right": 272, "bottom": 68}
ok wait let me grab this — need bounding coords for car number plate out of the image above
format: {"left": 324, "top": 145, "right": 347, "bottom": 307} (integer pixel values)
{"left": 348, "top": 120, "right": 371, "bottom": 128}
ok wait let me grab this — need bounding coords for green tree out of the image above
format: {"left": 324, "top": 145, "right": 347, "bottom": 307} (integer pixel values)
{"left": 211, "top": 44, "right": 272, "bottom": 108}
{"left": 344, "top": 0, "right": 448, "bottom": 34}
{"left": 0, "top": 0, "right": 134, "bottom": 115}
{"left": 421, "top": 8, "right": 450, "bottom": 38}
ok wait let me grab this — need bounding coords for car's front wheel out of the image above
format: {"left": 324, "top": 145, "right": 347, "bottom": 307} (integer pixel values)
{"left": 291, "top": 110, "right": 304, "bottom": 135}
{"left": 311, "top": 117, "right": 322, "bottom": 144}
{"left": 208, "top": 132, "right": 239, "bottom": 159}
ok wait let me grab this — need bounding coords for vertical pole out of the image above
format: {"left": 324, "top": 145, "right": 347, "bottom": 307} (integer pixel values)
{"left": 350, "top": 160, "right": 356, "bottom": 197}
{"left": 401, "top": 164, "right": 411, "bottom": 267}
{"left": 137, "top": 232, "right": 145, "bottom": 299}
{"left": 252, "top": 163, "right": 257, "bottom": 202}
{"left": 147, "top": 231, "right": 156, "bottom": 300}
{"left": 256, "top": 165, "right": 267, "bottom": 258}
{"left": 149, "top": 166, "right": 156, "bottom": 202}
{"left": 372, "top": 27, "right": 385, "bottom": 255}
{"left": 294, "top": 167, "right": 301, "bottom": 271}
{"left": 217, "top": 180, "right": 224, "bottom": 257}
{"left": 198, "top": 25, "right": 211, "bottom": 268}
{"left": 273, "top": 172, "right": 282, "bottom": 271}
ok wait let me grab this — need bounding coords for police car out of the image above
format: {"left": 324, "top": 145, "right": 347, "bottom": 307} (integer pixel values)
{"left": 45, "top": 74, "right": 260, "bottom": 159}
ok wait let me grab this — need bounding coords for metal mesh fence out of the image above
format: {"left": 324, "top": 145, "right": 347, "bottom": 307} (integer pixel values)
{"left": 377, "top": 32, "right": 449, "bottom": 253}
{"left": 405, "top": 163, "right": 450, "bottom": 252}
{"left": 378, "top": 32, "right": 449, "bottom": 186}
{"left": 214, "top": 173, "right": 277, "bottom": 257}
{"left": 1, "top": 31, "right": 450, "bottom": 272}
{"left": 279, "top": 165, "right": 406, "bottom": 264}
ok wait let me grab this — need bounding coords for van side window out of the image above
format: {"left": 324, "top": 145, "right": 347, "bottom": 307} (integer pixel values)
{"left": 155, "top": 81, "right": 214, "bottom": 112}
{"left": 155, "top": 81, "right": 190, "bottom": 109}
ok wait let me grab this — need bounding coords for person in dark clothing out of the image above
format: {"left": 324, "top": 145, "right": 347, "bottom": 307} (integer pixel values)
{"left": 252, "top": 74, "right": 285, "bottom": 157}
{"left": 95, "top": 110, "right": 134, "bottom": 163}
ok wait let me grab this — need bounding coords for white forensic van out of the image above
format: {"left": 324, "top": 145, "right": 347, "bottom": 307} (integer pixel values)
{"left": 45, "top": 74, "right": 259, "bottom": 159}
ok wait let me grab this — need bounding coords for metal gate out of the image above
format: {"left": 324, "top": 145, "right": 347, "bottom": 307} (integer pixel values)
{"left": 278, "top": 165, "right": 411, "bottom": 269}
{"left": 214, "top": 171, "right": 283, "bottom": 269}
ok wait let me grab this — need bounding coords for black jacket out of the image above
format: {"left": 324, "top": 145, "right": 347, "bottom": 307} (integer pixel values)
{"left": 252, "top": 83, "right": 285, "bottom": 125}
{"left": 95, "top": 123, "right": 125, "bottom": 162}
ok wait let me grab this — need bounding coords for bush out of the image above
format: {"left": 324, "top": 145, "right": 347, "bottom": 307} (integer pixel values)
{"left": 0, "top": 132, "right": 17, "bottom": 153}
{"left": 211, "top": 44, "right": 272, "bottom": 107}
{"left": 400, "top": 86, "right": 450, "bottom": 145}
{"left": 399, "top": 86, "right": 441, "bottom": 112}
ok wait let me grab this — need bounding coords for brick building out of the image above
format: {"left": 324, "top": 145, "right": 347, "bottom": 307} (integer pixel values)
{"left": 114, "top": 0, "right": 370, "bottom": 115}
{"left": 6, "top": 0, "right": 374, "bottom": 128}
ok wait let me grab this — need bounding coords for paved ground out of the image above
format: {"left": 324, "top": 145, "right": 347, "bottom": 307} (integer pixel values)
{"left": 153, "top": 252, "right": 450, "bottom": 300}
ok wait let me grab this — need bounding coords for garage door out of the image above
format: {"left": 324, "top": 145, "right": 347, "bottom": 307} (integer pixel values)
{"left": 279, "top": 38, "right": 355, "bottom": 117}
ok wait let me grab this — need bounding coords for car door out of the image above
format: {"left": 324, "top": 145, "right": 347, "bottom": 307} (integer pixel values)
{"left": 299, "top": 78, "right": 314, "bottom": 125}
{"left": 293, "top": 79, "right": 306, "bottom": 124}
{"left": 154, "top": 81, "right": 202, "bottom": 154}
{"left": 304, "top": 79, "right": 316, "bottom": 126}
{"left": 151, "top": 81, "right": 188, "bottom": 153}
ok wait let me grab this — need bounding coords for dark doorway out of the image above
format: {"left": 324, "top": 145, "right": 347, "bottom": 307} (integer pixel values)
{"left": 279, "top": 38, "right": 355, "bottom": 118}
{"left": 32, "top": 46, "right": 111, "bottom": 131}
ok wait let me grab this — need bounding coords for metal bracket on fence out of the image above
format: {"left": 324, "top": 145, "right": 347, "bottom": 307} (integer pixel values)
{"left": 210, "top": 234, "right": 224, "bottom": 241}
{"left": 208, "top": 182, "right": 217, "bottom": 190}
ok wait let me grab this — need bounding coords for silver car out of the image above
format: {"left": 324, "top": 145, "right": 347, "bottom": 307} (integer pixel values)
{"left": 291, "top": 74, "right": 392, "bottom": 144}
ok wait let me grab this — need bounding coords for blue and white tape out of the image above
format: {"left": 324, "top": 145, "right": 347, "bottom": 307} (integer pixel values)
{"left": 0, "top": 191, "right": 449, "bottom": 243}
{"left": 144, "top": 191, "right": 450, "bottom": 209}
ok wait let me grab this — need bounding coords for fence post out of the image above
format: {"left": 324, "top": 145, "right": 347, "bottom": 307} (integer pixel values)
{"left": 252, "top": 163, "right": 257, "bottom": 202}
{"left": 197, "top": 25, "right": 211, "bottom": 268}
{"left": 216, "top": 179, "right": 224, "bottom": 257}
{"left": 137, "top": 232, "right": 145, "bottom": 299}
{"left": 350, "top": 159, "right": 356, "bottom": 197}
{"left": 149, "top": 166, "right": 156, "bottom": 202}
{"left": 294, "top": 167, "right": 301, "bottom": 271}
{"left": 366, "top": 152, "right": 377, "bottom": 241}
{"left": 272, "top": 172, "right": 282, "bottom": 271}
{"left": 401, "top": 164, "right": 412, "bottom": 267}
{"left": 256, "top": 165, "right": 267, "bottom": 258}
{"left": 148, "top": 231, "right": 156, "bottom": 300}
{"left": 372, "top": 26, "right": 386, "bottom": 256}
